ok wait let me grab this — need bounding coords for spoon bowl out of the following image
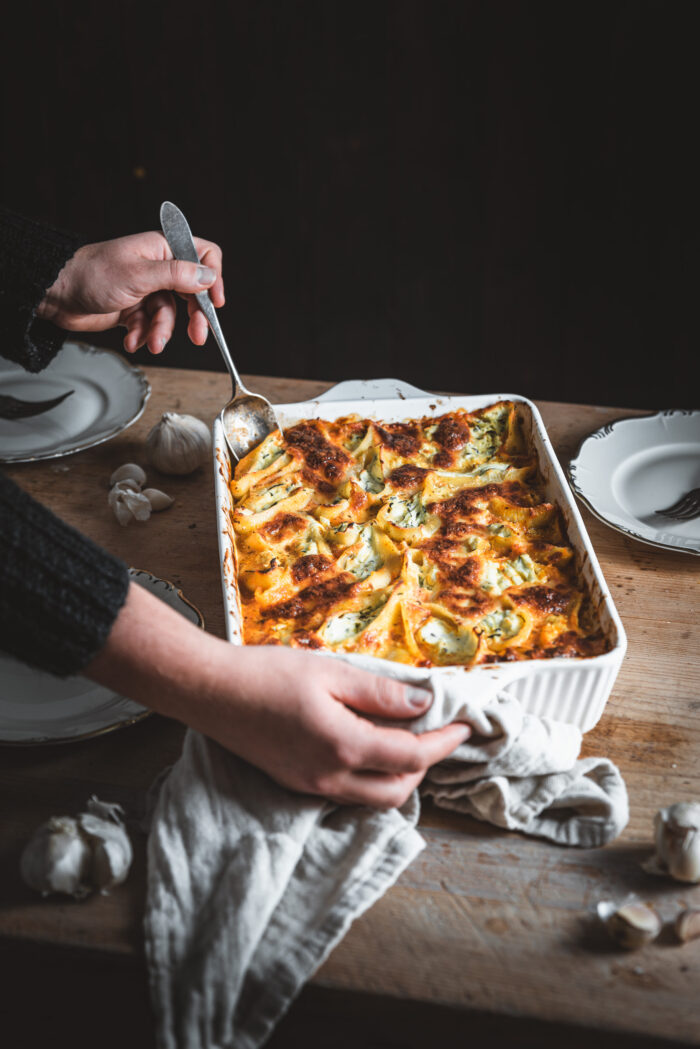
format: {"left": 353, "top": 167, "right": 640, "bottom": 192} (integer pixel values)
{"left": 221, "top": 392, "right": 280, "bottom": 462}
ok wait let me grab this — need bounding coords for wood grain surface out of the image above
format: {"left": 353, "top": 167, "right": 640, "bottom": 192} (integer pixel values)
{"left": 1, "top": 367, "right": 699, "bottom": 1049}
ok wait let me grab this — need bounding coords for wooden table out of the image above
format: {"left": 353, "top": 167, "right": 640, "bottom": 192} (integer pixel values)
{"left": 1, "top": 369, "right": 699, "bottom": 1049}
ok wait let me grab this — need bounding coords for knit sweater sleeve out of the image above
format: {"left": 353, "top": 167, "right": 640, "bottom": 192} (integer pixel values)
{"left": 0, "top": 208, "right": 129, "bottom": 676}
{"left": 0, "top": 206, "right": 83, "bottom": 373}
{"left": 0, "top": 472, "right": 129, "bottom": 676}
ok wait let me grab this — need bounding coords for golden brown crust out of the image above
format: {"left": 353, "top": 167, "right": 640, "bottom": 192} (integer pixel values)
{"left": 230, "top": 403, "right": 609, "bottom": 666}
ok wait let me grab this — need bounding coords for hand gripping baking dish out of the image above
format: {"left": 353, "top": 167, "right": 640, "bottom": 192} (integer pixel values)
{"left": 214, "top": 380, "right": 626, "bottom": 732}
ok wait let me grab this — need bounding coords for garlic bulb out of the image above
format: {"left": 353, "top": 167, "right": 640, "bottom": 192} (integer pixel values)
{"left": 20, "top": 797, "right": 132, "bottom": 899}
{"left": 110, "top": 462, "right": 147, "bottom": 487}
{"left": 146, "top": 412, "right": 211, "bottom": 475}
{"left": 646, "top": 802, "right": 700, "bottom": 883}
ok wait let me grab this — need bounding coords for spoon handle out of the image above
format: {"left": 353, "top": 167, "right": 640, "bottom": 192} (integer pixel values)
{"left": 193, "top": 290, "right": 245, "bottom": 396}
{"left": 159, "top": 201, "right": 245, "bottom": 396}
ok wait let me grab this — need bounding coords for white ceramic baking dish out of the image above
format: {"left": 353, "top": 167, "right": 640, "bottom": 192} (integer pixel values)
{"left": 213, "top": 379, "right": 626, "bottom": 732}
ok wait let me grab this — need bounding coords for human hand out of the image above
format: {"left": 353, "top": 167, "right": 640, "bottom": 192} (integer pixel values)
{"left": 85, "top": 583, "right": 470, "bottom": 810}
{"left": 192, "top": 646, "right": 471, "bottom": 808}
{"left": 37, "top": 231, "right": 224, "bottom": 355}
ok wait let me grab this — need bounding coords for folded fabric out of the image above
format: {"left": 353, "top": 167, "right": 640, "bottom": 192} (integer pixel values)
{"left": 145, "top": 654, "right": 628, "bottom": 1049}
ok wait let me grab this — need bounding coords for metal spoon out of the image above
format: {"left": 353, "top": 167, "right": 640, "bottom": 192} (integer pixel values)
{"left": 159, "top": 201, "right": 282, "bottom": 461}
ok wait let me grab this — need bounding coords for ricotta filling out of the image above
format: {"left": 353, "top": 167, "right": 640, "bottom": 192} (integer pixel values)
{"left": 478, "top": 608, "right": 524, "bottom": 641}
{"left": 480, "top": 554, "right": 537, "bottom": 595}
{"left": 247, "top": 482, "right": 299, "bottom": 513}
{"left": 418, "top": 617, "right": 477, "bottom": 659}
{"left": 348, "top": 526, "right": 383, "bottom": 580}
{"left": 358, "top": 455, "right": 384, "bottom": 493}
{"left": 386, "top": 494, "right": 425, "bottom": 528}
{"left": 322, "top": 602, "right": 384, "bottom": 644}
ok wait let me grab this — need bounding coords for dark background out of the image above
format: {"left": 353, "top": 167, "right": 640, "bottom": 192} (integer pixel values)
{"left": 2, "top": 1, "right": 697, "bottom": 408}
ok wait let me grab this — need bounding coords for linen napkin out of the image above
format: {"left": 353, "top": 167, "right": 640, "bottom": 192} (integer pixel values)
{"left": 145, "top": 654, "right": 628, "bottom": 1049}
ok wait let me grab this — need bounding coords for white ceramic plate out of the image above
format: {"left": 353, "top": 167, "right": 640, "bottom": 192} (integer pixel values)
{"left": 568, "top": 409, "right": 700, "bottom": 556}
{"left": 0, "top": 569, "right": 203, "bottom": 745}
{"left": 0, "top": 341, "right": 150, "bottom": 462}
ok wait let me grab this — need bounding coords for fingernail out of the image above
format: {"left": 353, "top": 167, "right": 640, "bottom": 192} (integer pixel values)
{"left": 407, "top": 686, "right": 431, "bottom": 709}
{"left": 160, "top": 336, "right": 167, "bottom": 351}
{"left": 196, "top": 265, "right": 216, "bottom": 285}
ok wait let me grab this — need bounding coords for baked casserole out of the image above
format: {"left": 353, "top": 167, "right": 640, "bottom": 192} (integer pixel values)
{"left": 229, "top": 400, "right": 609, "bottom": 666}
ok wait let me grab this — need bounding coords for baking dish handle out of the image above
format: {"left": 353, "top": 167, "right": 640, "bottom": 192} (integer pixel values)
{"left": 316, "top": 378, "right": 431, "bottom": 402}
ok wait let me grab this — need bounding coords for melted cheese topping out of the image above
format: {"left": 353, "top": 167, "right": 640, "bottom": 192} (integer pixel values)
{"left": 229, "top": 401, "right": 609, "bottom": 666}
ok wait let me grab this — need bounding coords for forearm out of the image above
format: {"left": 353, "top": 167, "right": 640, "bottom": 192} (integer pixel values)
{"left": 84, "top": 580, "right": 227, "bottom": 725}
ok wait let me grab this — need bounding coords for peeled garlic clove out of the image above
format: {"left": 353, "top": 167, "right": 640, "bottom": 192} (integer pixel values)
{"left": 142, "top": 487, "right": 174, "bottom": 511}
{"left": 675, "top": 908, "right": 700, "bottom": 943}
{"left": 597, "top": 899, "right": 662, "bottom": 949}
{"left": 20, "top": 816, "right": 92, "bottom": 898}
{"left": 146, "top": 411, "right": 211, "bottom": 475}
{"left": 110, "top": 463, "right": 147, "bottom": 488}
{"left": 652, "top": 802, "right": 700, "bottom": 884}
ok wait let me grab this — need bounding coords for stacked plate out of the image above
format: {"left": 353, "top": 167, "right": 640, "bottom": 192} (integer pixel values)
{"left": 0, "top": 570, "right": 203, "bottom": 745}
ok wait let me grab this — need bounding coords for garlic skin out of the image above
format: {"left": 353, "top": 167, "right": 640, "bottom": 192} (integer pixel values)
{"left": 20, "top": 798, "right": 132, "bottom": 899}
{"left": 20, "top": 816, "right": 92, "bottom": 898}
{"left": 110, "top": 463, "right": 147, "bottom": 487}
{"left": 649, "top": 802, "right": 700, "bottom": 884}
{"left": 142, "top": 487, "right": 174, "bottom": 511}
{"left": 146, "top": 412, "right": 211, "bottom": 475}
{"left": 109, "top": 483, "right": 152, "bottom": 526}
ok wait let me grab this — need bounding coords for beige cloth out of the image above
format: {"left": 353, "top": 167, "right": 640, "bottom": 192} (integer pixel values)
{"left": 145, "top": 654, "right": 628, "bottom": 1049}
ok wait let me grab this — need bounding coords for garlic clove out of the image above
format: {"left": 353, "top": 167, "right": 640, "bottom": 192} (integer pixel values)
{"left": 675, "top": 908, "right": 700, "bottom": 943}
{"left": 650, "top": 802, "right": 700, "bottom": 884}
{"left": 597, "top": 899, "right": 662, "bottom": 950}
{"left": 142, "top": 487, "right": 174, "bottom": 511}
{"left": 20, "top": 816, "right": 92, "bottom": 898}
{"left": 110, "top": 463, "right": 147, "bottom": 488}
{"left": 78, "top": 812, "right": 133, "bottom": 893}
{"left": 112, "top": 498, "right": 135, "bottom": 526}
{"left": 146, "top": 411, "right": 211, "bottom": 475}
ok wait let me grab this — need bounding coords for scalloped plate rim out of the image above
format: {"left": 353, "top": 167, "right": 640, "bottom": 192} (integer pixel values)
{"left": 0, "top": 340, "right": 150, "bottom": 463}
{"left": 567, "top": 409, "right": 700, "bottom": 556}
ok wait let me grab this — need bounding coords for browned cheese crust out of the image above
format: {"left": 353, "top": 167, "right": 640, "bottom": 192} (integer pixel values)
{"left": 229, "top": 401, "right": 609, "bottom": 666}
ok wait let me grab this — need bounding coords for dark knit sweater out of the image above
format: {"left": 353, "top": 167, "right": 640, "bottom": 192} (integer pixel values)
{"left": 0, "top": 208, "right": 129, "bottom": 676}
